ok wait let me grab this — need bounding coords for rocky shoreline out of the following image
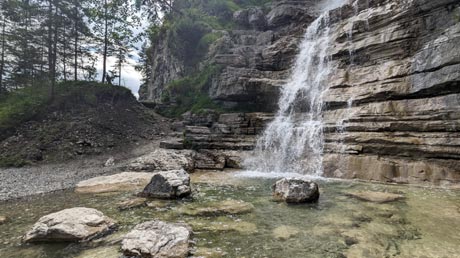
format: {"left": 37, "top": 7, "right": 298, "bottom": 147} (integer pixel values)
{"left": 0, "top": 140, "right": 165, "bottom": 202}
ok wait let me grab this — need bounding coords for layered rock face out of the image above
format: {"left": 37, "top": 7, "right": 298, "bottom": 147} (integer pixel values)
{"left": 143, "top": 0, "right": 460, "bottom": 185}
{"left": 320, "top": 0, "right": 460, "bottom": 185}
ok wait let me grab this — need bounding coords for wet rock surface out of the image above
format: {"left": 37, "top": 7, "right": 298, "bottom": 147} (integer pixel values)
{"left": 272, "top": 225, "right": 300, "bottom": 240}
{"left": 117, "top": 198, "right": 148, "bottom": 211}
{"left": 346, "top": 191, "right": 404, "bottom": 203}
{"left": 178, "top": 200, "right": 254, "bottom": 216}
{"left": 121, "top": 220, "right": 192, "bottom": 258}
{"left": 23, "top": 207, "right": 116, "bottom": 243}
{"left": 140, "top": 170, "right": 191, "bottom": 199}
{"left": 272, "top": 178, "right": 320, "bottom": 203}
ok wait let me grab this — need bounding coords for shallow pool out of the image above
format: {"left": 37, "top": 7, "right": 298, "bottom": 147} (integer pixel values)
{"left": 0, "top": 171, "right": 459, "bottom": 258}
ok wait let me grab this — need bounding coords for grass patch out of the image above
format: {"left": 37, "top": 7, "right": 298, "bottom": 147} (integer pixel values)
{"left": 0, "top": 81, "right": 134, "bottom": 137}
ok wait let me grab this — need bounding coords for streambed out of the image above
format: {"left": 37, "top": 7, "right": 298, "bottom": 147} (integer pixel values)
{"left": 0, "top": 171, "right": 459, "bottom": 258}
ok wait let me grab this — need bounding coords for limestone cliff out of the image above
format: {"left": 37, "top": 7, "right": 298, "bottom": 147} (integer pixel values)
{"left": 142, "top": 0, "right": 460, "bottom": 185}
{"left": 321, "top": 0, "right": 460, "bottom": 185}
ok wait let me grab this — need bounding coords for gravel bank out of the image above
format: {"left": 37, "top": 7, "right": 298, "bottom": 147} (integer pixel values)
{"left": 0, "top": 139, "right": 166, "bottom": 201}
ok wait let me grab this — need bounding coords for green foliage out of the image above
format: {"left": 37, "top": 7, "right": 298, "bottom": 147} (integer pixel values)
{"left": 0, "top": 81, "right": 133, "bottom": 135}
{"left": 159, "top": 65, "right": 222, "bottom": 117}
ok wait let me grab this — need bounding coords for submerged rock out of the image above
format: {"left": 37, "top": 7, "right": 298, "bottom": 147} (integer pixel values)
{"left": 178, "top": 200, "right": 254, "bottom": 216}
{"left": 74, "top": 246, "right": 120, "bottom": 258}
{"left": 189, "top": 217, "right": 257, "bottom": 235}
{"left": 346, "top": 191, "right": 404, "bottom": 203}
{"left": 117, "top": 198, "right": 148, "bottom": 211}
{"left": 272, "top": 225, "right": 300, "bottom": 240}
{"left": 23, "top": 207, "right": 116, "bottom": 243}
{"left": 140, "top": 170, "right": 191, "bottom": 199}
{"left": 272, "top": 178, "right": 320, "bottom": 203}
{"left": 121, "top": 220, "right": 192, "bottom": 258}
{"left": 75, "top": 172, "right": 155, "bottom": 194}
{"left": 193, "top": 247, "right": 227, "bottom": 258}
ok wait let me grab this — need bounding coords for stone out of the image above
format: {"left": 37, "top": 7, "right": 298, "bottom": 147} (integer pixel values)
{"left": 177, "top": 200, "right": 254, "bottom": 216}
{"left": 0, "top": 216, "right": 7, "bottom": 225}
{"left": 272, "top": 178, "right": 320, "bottom": 203}
{"left": 140, "top": 170, "right": 191, "bottom": 199}
{"left": 104, "top": 157, "right": 115, "bottom": 167}
{"left": 160, "top": 140, "right": 184, "bottom": 150}
{"left": 121, "top": 220, "right": 192, "bottom": 258}
{"left": 346, "top": 191, "right": 404, "bottom": 203}
{"left": 117, "top": 198, "right": 148, "bottom": 211}
{"left": 194, "top": 150, "right": 226, "bottom": 170}
{"left": 23, "top": 207, "right": 116, "bottom": 243}
{"left": 75, "top": 172, "right": 155, "bottom": 194}
{"left": 127, "top": 149, "right": 195, "bottom": 172}
{"left": 272, "top": 225, "right": 300, "bottom": 240}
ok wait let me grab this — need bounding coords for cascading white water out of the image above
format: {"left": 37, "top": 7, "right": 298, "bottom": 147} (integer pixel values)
{"left": 245, "top": 1, "right": 348, "bottom": 176}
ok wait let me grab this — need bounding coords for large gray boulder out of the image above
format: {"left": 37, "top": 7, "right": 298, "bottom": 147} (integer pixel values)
{"left": 272, "top": 178, "right": 320, "bottom": 203}
{"left": 140, "top": 170, "right": 191, "bottom": 199}
{"left": 23, "top": 207, "right": 116, "bottom": 243}
{"left": 121, "top": 220, "right": 192, "bottom": 258}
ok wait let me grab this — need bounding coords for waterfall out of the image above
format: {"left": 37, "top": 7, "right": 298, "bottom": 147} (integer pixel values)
{"left": 245, "top": 1, "right": 348, "bottom": 176}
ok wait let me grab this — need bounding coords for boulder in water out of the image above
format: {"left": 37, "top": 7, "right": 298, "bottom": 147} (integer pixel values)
{"left": 140, "top": 170, "right": 191, "bottom": 199}
{"left": 23, "top": 207, "right": 116, "bottom": 243}
{"left": 272, "top": 178, "right": 320, "bottom": 203}
{"left": 0, "top": 215, "right": 7, "bottom": 225}
{"left": 121, "top": 220, "right": 191, "bottom": 258}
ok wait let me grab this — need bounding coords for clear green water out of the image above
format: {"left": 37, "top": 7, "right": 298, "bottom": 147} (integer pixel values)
{"left": 0, "top": 171, "right": 459, "bottom": 258}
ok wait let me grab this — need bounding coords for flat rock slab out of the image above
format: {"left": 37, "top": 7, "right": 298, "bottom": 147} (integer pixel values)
{"left": 140, "top": 170, "right": 191, "bottom": 199}
{"left": 178, "top": 200, "right": 254, "bottom": 216}
{"left": 75, "top": 172, "right": 155, "bottom": 194}
{"left": 122, "top": 220, "right": 192, "bottom": 258}
{"left": 23, "top": 207, "right": 116, "bottom": 243}
{"left": 346, "top": 191, "right": 404, "bottom": 203}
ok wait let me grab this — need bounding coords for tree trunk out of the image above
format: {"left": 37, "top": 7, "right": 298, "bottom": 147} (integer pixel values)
{"left": 118, "top": 50, "right": 121, "bottom": 86}
{"left": 63, "top": 24, "right": 67, "bottom": 82}
{"left": 48, "top": 0, "right": 53, "bottom": 91}
{"left": 74, "top": 0, "right": 78, "bottom": 81}
{"left": 0, "top": 16, "right": 6, "bottom": 91}
{"left": 102, "top": 0, "right": 108, "bottom": 84}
